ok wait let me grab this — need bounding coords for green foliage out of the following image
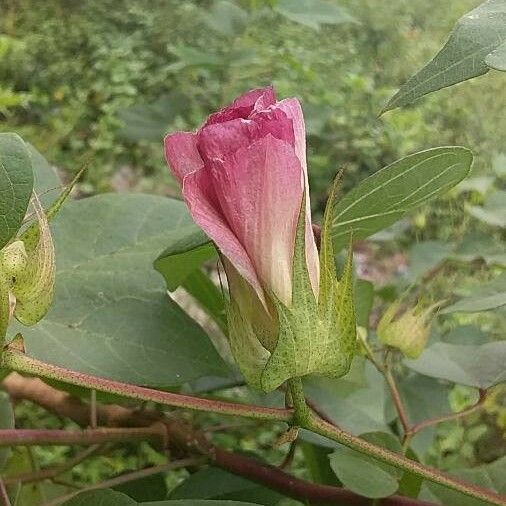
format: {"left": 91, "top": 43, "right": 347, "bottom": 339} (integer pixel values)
{"left": 329, "top": 431, "right": 403, "bottom": 498}
{"left": 405, "top": 341, "right": 506, "bottom": 389}
{"left": 332, "top": 147, "right": 473, "bottom": 251}
{"left": 10, "top": 191, "right": 228, "bottom": 386}
{"left": 0, "top": 133, "right": 33, "bottom": 249}
{"left": 384, "top": 0, "right": 506, "bottom": 111}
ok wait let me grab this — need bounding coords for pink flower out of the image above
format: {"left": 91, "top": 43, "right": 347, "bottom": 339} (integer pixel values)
{"left": 164, "top": 87, "right": 319, "bottom": 309}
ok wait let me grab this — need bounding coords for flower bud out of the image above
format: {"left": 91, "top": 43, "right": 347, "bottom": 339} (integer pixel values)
{"left": 377, "top": 299, "right": 437, "bottom": 359}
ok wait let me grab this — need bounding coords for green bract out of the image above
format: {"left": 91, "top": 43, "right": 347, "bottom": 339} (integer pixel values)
{"left": 228, "top": 176, "right": 357, "bottom": 392}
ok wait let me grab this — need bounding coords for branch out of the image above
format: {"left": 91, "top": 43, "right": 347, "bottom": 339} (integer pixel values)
{"left": 0, "top": 426, "right": 165, "bottom": 448}
{"left": 307, "top": 416, "right": 506, "bottom": 506}
{"left": 1, "top": 350, "right": 292, "bottom": 422}
{"left": 409, "top": 389, "right": 488, "bottom": 436}
{"left": 3, "top": 354, "right": 505, "bottom": 505}
{"left": 2, "top": 372, "right": 437, "bottom": 506}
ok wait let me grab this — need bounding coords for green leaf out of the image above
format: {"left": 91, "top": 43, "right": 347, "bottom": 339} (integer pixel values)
{"left": 302, "top": 362, "right": 390, "bottom": 444}
{"left": 453, "top": 232, "right": 506, "bottom": 267}
{"left": 383, "top": 0, "right": 506, "bottom": 112}
{"left": 274, "top": 0, "right": 356, "bottom": 30}
{"left": 202, "top": 1, "right": 249, "bottom": 37}
{"left": 0, "top": 133, "right": 34, "bottom": 250}
{"left": 27, "top": 143, "right": 61, "bottom": 207}
{"left": 486, "top": 41, "right": 506, "bottom": 71}
{"left": 182, "top": 269, "right": 226, "bottom": 332}
{"left": 114, "top": 472, "right": 167, "bottom": 502}
{"left": 332, "top": 147, "right": 473, "bottom": 252}
{"left": 154, "top": 228, "right": 216, "bottom": 291}
{"left": 405, "top": 341, "right": 506, "bottom": 388}
{"left": 169, "top": 466, "right": 283, "bottom": 504}
{"left": 407, "top": 240, "right": 453, "bottom": 281}
{"left": 441, "top": 273, "right": 506, "bottom": 313}
{"left": 10, "top": 194, "right": 228, "bottom": 386}
{"left": 354, "top": 278, "right": 373, "bottom": 328}
{"left": 0, "top": 271, "right": 9, "bottom": 346}
{"left": 62, "top": 489, "right": 137, "bottom": 505}
{"left": 426, "top": 456, "right": 506, "bottom": 506}
{"left": 329, "top": 432, "right": 402, "bottom": 498}
{"left": 300, "top": 442, "right": 341, "bottom": 486}
{"left": 466, "top": 190, "right": 506, "bottom": 228}
{"left": 117, "top": 93, "right": 186, "bottom": 143}
{"left": 146, "top": 502, "right": 262, "bottom": 506}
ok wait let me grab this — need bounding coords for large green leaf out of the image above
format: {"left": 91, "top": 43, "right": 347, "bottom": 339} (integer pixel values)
{"left": 27, "top": 143, "right": 61, "bottom": 207}
{"left": 383, "top": 0, "right": 506, "bottom": 112}
{"left": 274, "top": 0, "right": 356, "bottom": 30}
{"left": 169, "top": 466, "right": 283, "bottom": 504}
{"left": 441, "top": 273, "right": 506, "bottom": 313}
{"left": 10, "top": 194, "right": 228, "bottom": 386}
{"left": 329, "top": 432, "right": 403, "bottom": 498}
{"left": 154, "top": 228, "right": 216, "bottom": 291}
{"left": 63, "top": 490, "right": 137, "bottom": 505}
{"left": 486, "top": 41, "right": 506, "bottom": 71}
{"left": 0, "top": 133, "right": 34, "bottom": 249}
{"left": 332, "top": 147, "right": 473, "bottom": 251}
{"left": 405, "top": 341, "right": 506, "bottom": 389}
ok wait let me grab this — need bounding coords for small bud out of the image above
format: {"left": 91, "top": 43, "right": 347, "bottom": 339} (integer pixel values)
{"left": 377, "top": 299, "right": 437, "bottom": 359}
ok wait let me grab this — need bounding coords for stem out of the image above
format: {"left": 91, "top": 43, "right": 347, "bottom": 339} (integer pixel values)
{"left": 409, "top": 389, "right": 487, "bottom": 436}
{"left": 3, "top": 353, "right": 505, "bottom": 506}
{"left": 0, "top": 427, "right": 164, "bottom": 447}
{"left": 1, "top": 350, "right": 292, "bottom": 423}
{"left": 384, "top": 363, "right": 410, "bottom": 437}
{"left": 287, "top": 377, "right": 311, "bottom": 425}
{"left": 307, "top": 416, "right": 506, "bottom": 506}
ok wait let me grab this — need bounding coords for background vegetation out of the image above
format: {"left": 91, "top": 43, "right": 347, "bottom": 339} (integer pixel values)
{"left": 0, "top": 0, "right": 504, "bottom": 503}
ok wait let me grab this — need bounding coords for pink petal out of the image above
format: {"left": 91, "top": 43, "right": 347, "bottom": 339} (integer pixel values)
{"left": 182, "top": 168, "right": 266, "bottom": 306}
{"left": 164, "top": 132, "right": 203, "bottom": 184}
{"left": 204, "top": 87, "right": 276, "bottom": 126}
{"left": 210, "top": 134, "right": 306, "bottom": 306}
{"left": 197, "top": 108, "right": 294, "bottom": 163}
{"left": 276, "top": 98, "right": 319, "bottom": 296}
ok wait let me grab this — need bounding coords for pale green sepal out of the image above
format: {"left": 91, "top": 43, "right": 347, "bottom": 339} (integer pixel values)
{"left": 226, "top": 298, "right": 270, "bottom": 390}
{"left": 261, "top": 192, "right": 318, "bottom": 391}
{"left": 20, "top": 166, "right": 85, "bottom": 253}
{"left": 261, "top": 183, "right": 356, "bottom": 393}
{"left": 11, "top": 196, "right": 56, "bottom": 325}
{"left": 0, "top": 241, "right": 28, "bottom": 278}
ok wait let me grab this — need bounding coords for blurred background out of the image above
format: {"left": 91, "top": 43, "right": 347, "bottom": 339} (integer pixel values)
{"left": 0, "top": 0, "right": 504, "bottom": 498}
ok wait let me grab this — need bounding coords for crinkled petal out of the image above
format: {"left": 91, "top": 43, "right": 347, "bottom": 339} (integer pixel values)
{"left": 204, "top": 87, "right": 276, "bottom": 126}
{"left": 182, "top": 168, "right": 265, "bottom": 306}
{"left": 164, "top": 132, "right": 203, "bottom": 184}
{"left": 197, "top": 108, "right": 294, "bottom": 163}
{"left": 210, "top": 134, "right": 305, "bottom": 306}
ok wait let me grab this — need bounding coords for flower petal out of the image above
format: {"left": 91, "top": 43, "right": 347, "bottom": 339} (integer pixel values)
{"left": 210, "top": 134, "right": 306, "bottom": 306}
{"left": 164, "top": 132, "right": 203, "bottom": 184}
{"left": 182, "top": 168, "right": 265, "bottom": 305}
{"left": 204, "top": 86, "right": 276, "bottom": 126}
{"left": 197, "top": 108, "right": 294, "bottom": 163}
{"left": 276, "top": 98, "right": 319, "bottom": 296}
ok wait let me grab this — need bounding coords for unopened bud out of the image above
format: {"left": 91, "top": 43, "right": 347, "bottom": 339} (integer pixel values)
{"left": 377, "top": 300, "right": 437, "bottom": 359}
